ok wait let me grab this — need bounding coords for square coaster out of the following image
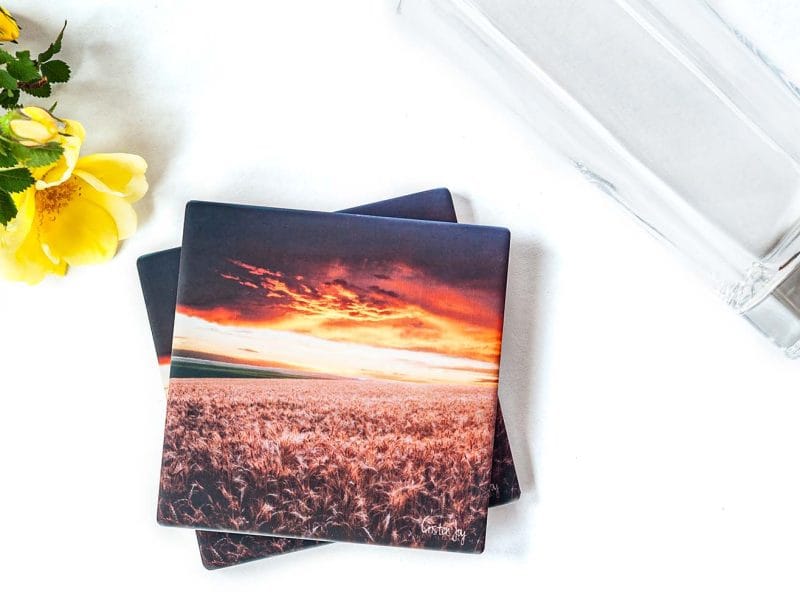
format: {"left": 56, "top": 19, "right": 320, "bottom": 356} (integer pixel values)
{"left": 144, "top": 190, "right": 518, "bottom": 561}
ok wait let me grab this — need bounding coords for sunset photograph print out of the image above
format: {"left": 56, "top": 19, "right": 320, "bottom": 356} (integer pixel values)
{"left": 157, "top": 202, "right": 511, "bottom": 552}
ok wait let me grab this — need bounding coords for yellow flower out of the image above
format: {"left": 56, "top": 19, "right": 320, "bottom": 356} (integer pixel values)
{"left": 0, "top": 118, "right": 148, "bottom": 284}
{"left": 0, "top": 7, "right": 19, "bottom": 43}
{"left": 32, "top": 116, "right": 86, "bottom": 189}
{"left": 6, "top": 107, "right": 64, "bottom": 146}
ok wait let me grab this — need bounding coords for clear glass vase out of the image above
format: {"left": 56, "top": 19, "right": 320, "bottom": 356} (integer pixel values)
{"left": 403, "top": 0, "right": 800, "bottom": 356}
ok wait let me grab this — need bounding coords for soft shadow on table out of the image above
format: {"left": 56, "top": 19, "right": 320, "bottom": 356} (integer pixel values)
{"left": 454, "top": 192, "right": 550, "bottom": 557}
{"left": 13, "top": 12, "right": 184, "bottom": 232}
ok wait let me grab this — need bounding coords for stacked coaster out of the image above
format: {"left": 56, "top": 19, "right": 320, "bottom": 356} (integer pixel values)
{"left": 138, "top": 189, "right": 520, "bottom": 569}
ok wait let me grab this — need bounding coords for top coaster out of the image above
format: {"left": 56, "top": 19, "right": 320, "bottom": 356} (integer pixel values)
{"left": 158, "top": 201, "right": 510, "bottom": 552}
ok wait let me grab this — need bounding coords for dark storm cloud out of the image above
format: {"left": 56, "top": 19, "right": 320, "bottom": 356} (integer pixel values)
{"left": 177, "top": 203, "right": 510, "bottom": 315}
{"left": 369, "top": 285, "right": 400, "bottom": 298}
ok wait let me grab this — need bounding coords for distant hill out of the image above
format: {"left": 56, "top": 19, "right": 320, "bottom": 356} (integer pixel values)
{"left": 169, "top": 356, "right": 345, "bottom": 380}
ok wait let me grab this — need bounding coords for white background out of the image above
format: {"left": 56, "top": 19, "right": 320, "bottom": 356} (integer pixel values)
{"left": 1, "top": 1, "right": 799, "bottom": 598}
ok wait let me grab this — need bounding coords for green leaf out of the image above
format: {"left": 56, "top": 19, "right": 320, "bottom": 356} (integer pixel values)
{"left": 41, "top": 60, "right": 70, "bottom": 83}
{"left": 0, "top": 189, "right": 16, "bottom": 225}
{"left": 0, "top": 88, "right": 19, "bottom": 109}
{"left": 38, "top": 22, "right": 67, "bottom": 63}
{"left": 0, "top": 68, "right": 16, "bottom": 90}
{"left": 0, "top": 49, "right": 13, "bottom": 64}
{"left": 14, "top": 141, "right": 63, "bottom": 167}
{"left": 22, "top": 82, "right": 52, "bottom": 98}
{"left": 0, "top": 141, "right": 18, "bottom": 168}
{"left": 7, "top": 52, "right": 41, "bottom": 82}
{"left": 0, "top": 167, "right": 34, "bottom": 193}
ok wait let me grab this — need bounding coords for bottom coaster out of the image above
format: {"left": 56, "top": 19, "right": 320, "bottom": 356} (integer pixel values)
{"left": 138, "top": 189, "right": 520, "bottom": 568}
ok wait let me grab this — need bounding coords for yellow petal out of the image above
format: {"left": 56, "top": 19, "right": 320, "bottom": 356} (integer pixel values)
{"left": 10, "top": 120, "right": 55, "bottom": 145}
{"left": 62, "top": 119, "right": 87, "bottom": 142}
{"left": 74, "top": 153, "right": 148, "bottom": 203}
{"left": 10, "top": 185, "right": 32, "bottom": 211}
{"left": 37, "top": 194, "right": 119, "bottom": 266}
{"left": 21, "top": 107, "right": 54, "bottom": 122}
{"left": 33, "top": 119, "right": 86, "bottom": 190}
{"left": 13, "top": 107, "right": 63, "bottom": 145}
{"left": 72, "top": 174, "right": 138, "bottom": 240}
{"left": 6, "top": 190, "right": 37, "bottom": 246}
{"left": 0, "top": 194, "right": 66, "bottom": 284}
{"left": 0, "top": 7, "right": 20, "bottom": 42}
{"left": 10, "top": 230, "right": 67, "bottom": 283}
{"left": 90, "top": 195, "right": 137, "bottom": 241}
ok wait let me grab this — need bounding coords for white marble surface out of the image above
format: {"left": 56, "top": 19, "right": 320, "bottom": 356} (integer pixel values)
{"left": 1, "top": 1, "right": 799, "bottom": 598}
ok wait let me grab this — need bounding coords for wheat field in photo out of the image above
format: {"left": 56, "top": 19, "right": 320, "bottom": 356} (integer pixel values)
{"left": 158, "top": 378, "right": 497, "bottom": 552}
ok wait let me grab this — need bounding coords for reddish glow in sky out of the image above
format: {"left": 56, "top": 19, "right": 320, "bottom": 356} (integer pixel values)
{"left": 175, "top": 258, "right": 505, "bottom": 385}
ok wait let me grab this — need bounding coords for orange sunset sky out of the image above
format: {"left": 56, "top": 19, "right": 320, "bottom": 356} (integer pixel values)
{"left": 173, "top": 257, "right": 506, "bottom": 385}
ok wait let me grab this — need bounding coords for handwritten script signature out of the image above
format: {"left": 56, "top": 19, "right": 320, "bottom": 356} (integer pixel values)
{"left": 420, "top": 516, "right": 466, "bottom": 546}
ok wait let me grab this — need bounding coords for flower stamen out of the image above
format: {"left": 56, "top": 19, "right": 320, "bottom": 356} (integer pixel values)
{"left": 36, "top": 178, "right": 80, "bottom": 224}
